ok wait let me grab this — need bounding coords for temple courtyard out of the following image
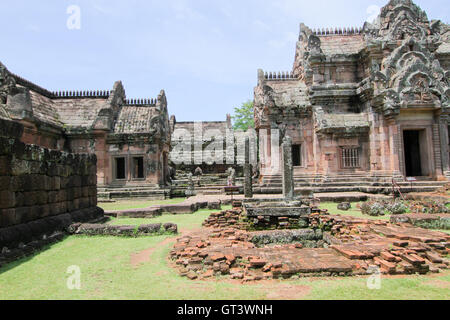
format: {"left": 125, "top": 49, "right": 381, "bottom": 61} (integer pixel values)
{"left": 0, "top": 196, "right": 448, "bottom": 300}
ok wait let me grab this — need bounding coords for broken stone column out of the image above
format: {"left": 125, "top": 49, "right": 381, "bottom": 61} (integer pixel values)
{"left": 282, "top": 136, "right": 294, "bottom": 200}
{"left": 244, "top": 135, "right": 253, "bottom": 198}
{"left": 185, "top": 173, "right": 196, "bottom": 197}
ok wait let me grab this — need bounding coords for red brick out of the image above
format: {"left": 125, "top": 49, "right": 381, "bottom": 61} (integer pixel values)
{"left": 380, "top": 251, "right": 396, "bottom": 262}
{"left": 374, "top": 257, "right": 396, "bottom": 274}
{"left": 211, "top": 254, "right": 225, "bottom": 262}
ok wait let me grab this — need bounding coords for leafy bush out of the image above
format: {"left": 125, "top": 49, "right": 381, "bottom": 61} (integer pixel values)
{"left": 386, "top": 201, "right": 407, "bottom": 215}
{"left": 361, "top": 201, "right": 386, "bottom": 216}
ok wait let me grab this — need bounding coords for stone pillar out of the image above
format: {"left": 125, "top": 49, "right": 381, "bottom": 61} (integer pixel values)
{"left": 244, "top": 136, "right": 253, "bottom": 198}
{"left": 282, "top": 136, "right": 294, "bottom": 200}
{"left": 388, "top": 119, "right": 402, "bottom": 177}
{"left": 439, "top": 115, "right": 450, "bottom": 177}
{"left": 433, "top": 123, "right": 443, "bottom": 178}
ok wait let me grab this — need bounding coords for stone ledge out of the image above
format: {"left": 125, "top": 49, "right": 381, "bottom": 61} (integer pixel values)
{"left": 0, "top": 118, "right": 24, "bottom": 139}
{"left": 68, "top": 222, "right": 178, "bottom": 236}
{"left": 104, "top": 200, "right": 222, "bottom": 218}
{"left": 0, "top": 206, "right": 104, "bottom": 249}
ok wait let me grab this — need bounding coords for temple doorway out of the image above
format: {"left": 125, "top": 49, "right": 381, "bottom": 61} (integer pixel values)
{"left": 403, "top": 130, "right": 424, "bottom": 177}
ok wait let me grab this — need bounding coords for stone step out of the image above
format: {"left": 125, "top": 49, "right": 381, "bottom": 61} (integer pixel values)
{"left": 253, "top": 185, "right": 443, "bottom": 194}
{"left": 260, "top": 181, "right": 447, "bottom": 188}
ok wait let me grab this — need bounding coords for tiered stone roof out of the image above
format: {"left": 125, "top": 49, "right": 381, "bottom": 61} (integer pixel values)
{"left": 317, "top": 34, "right": 365, "bottom": 56}
{"left": 114, "top": 105, "right": 159, "bottom": 134}
{"left": 28, "top": 91, "right": 62, "bottom": 127}
{"left": 1, "top": 62, "right": 168, "bottom": 138}
{"left": 53, "top": 98, "right": 108, "bottom": 129}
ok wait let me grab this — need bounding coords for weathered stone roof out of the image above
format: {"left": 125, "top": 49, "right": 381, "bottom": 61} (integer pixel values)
{"left": 113, "top": 106, "right": 159, "bottom": 134}
{"left": 53, "top": 98, "right": 108, "bottom": 129}
{"left": 318, "top": 35, "right": 365, "bottom": 56}
{"left": 29, "top": 91, "right": 62, "bottom": 128}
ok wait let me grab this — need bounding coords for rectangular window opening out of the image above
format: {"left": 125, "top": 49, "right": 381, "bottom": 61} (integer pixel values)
{"left": 341, "top": 148, "right": 360, "bottom": 169}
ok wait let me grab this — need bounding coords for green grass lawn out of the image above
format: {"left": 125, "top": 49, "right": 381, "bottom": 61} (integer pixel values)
{"left": 98, "top": 198, "right": 187, "bottom": 211}
{"left": 320, "top": 202, "right": 390, "bottom": 220}
{"left": 1, "top": 204, "right": 449, "bottom": 300}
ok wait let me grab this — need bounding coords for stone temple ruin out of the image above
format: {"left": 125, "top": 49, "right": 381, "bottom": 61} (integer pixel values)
{"left": 168, "top": 0, "right": 450, "bottom": 282}
{"left": 254, "top": 0, "right": 450, "bottom": 194}
{"left": 172, "top": 139, "right": 449, "bottom": 281}
{"left": 0, "top": 0, "right": 449, "bottom": 281}
{"left": 0, "top": 62, "right": 172, "bottom": 200}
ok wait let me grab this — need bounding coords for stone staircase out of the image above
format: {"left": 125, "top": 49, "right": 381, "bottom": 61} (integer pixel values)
{"left": 98, "top": 185, "right": 170, "bottom": 200}
{"left": 98, "top": 173, "right": 447, "bottom": 200}
{"left": 257, "top": 174, "right": 447, "bottom": 195}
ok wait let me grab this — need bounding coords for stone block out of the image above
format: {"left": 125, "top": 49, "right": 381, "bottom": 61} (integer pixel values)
{"left": 0, "top": 156, "right": 11, "bottom": 175}
{"left": 51, "top": 177, "right": 61, "bottom": 190}
{"left": 0, "top": 176, "right": 11, "bottom": 191}
{"left": 15, "top": 207, "right": 31, "bottom": 224}
{"left": 10, "top": 158, "right": 31, "bottom": 176}
{"left": 0, "top": 208, "right": 17, "bottom": 227}
{"left": 0, "top": 190, "right": 15, "bottom": 209}
{"left": 337, "top": 202, "right": 352, "bottom": 211}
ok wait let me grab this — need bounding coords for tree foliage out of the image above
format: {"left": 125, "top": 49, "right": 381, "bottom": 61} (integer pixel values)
{"left": 231, "top": 100, "right": 254, "bottom": 131}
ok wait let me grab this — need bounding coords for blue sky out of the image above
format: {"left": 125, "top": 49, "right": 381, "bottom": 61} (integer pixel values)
{"left": 0, "top": 0, "right": 448, "bottom": 121}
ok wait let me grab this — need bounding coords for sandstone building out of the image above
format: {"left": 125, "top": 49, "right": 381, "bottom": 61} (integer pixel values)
{"left": 254, "top": 0, "right": 450, "bottom": 191}
{"left": 0, "top": 62, "right": 171, "bottom": 198}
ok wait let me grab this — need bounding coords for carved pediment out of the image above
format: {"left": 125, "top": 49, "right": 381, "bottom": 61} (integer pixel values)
{"left": 371, "top": 34, "right": 449, "bottom": 116}
{"left": 365, "top": 0, "right": 430, "bottom": 41}
{"left": 401, "top": 72, "right": 440, "bottom": 105}
{"left": 386, "top": 10, "right": 427, "bottom": 40}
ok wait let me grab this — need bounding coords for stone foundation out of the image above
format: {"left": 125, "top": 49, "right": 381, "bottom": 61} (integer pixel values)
{"left": 171, "top": 208, "right": 450, "bottom": 281}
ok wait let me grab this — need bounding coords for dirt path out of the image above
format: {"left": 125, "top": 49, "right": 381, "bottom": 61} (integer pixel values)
{"left": 130, "top": 228, "right": 200, "bottom": 268}
{"left": 130, "top": 238, "right": 176, "bottom": 268}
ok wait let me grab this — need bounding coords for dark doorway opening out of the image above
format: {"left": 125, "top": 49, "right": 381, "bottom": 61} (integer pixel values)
{"left": 292, "top": 145, "right": 302, "bottom": 167}
{"left": 132, "top": 157, "right": 144, "bottom": 179}
{"left": 404, "top": 130, "right": 422, "bottom": 177}
{"left": 115, "top": 157, "right": 126, "bottom": 180}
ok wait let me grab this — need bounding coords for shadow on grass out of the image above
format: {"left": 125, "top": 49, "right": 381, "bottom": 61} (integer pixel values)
{"left": 0, "top": 235, "right": 69, "bottom": 276}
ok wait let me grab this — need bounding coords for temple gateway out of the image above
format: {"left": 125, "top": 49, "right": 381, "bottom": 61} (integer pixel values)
{"left": 254, "top": 0, "right": 450, "bottom": 191}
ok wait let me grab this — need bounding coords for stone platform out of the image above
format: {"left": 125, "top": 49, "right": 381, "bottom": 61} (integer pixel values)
{"left": 170, "top": 208, "right": 450, "bottom": 282}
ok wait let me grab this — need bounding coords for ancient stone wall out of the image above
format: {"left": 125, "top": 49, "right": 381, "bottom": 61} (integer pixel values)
{"left": 0, "top": 118, "right": 103, "bottom": 249}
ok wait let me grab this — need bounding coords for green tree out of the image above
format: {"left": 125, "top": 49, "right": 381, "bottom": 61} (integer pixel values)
{"left": 231, "top": 100, "right": 254, "bottom": 131}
